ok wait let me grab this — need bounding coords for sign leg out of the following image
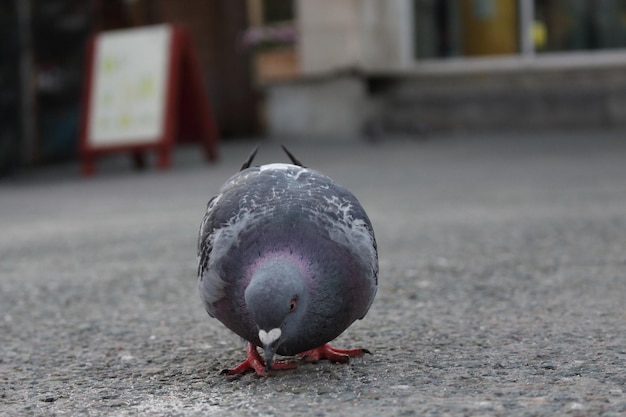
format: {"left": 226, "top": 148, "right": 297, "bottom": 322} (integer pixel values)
{"left": 157, "top": 147, "right": 171, "bottom": 170}
{"left": 81, "top": 156, "right": 96, "bottom": 176}
{"left": 132, "top": 151, "right": 147, "bottom": 170}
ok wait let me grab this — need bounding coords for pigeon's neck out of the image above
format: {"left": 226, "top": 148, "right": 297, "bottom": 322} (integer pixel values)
{"left": 245, "top": 252, "right": 308, "bottom": 330}
{"left": 247, "top": 252, "right": 308, "bottom": 290}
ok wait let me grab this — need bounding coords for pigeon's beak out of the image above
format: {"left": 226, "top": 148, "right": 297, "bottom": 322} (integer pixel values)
{"left": 263, "top": 344, "right": 277, "bottom": 371}
{"left": 258, "top": 328, "right": 281, "bottom": 372}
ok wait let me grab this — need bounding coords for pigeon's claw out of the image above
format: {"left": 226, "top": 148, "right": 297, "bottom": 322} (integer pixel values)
{"left": 221, "top": 342, "right": 297, "bottom": 377}
{"left": 299, "top": 344, "right": 371, "bottom": 364}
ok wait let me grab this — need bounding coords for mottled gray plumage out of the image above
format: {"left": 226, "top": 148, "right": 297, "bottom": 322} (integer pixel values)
{"left": 197, "top": 150, "right": 378, "bottom": 371}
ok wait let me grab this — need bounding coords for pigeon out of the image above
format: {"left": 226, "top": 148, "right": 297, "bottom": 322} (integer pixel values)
{"left": 197, "top": 146, "right": 378, "bottom": 376}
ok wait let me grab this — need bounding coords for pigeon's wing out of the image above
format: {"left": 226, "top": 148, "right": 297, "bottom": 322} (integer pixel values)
{"left": 309, "top": 178, "right": 378, "bottom": 317}
{"left": 196, "top": 167, "right": 265, "bottom": 317}
{"left": 197, "top": 194, "right": 223, "bottom": 317}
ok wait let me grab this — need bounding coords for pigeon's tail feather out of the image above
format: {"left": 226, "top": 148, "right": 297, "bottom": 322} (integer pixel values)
{"left": 280, "top": 145, "right": 306, "bottom": 168}
{"left": 240, "top": 146, "right": 260, "bottom": 171}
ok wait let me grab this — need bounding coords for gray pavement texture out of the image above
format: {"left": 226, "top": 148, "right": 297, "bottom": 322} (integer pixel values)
{"left": 1, "top": 130, "right": 625, "bottom": 417}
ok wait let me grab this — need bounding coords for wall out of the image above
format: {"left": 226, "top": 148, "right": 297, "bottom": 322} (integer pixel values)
{"left": 296, "top": 0, "right": 362, "bottom": 74}
{"left": 265, "top": 76, "right": 369, "bottom": 139}
{"left": 296, "top": 0, "right": 410, "bottom": 74}
{"left": 158, "top": 0, "right": 258, "bottom": 137}
{"left": 378, "top": 66, "right": 626, "bottom": 133}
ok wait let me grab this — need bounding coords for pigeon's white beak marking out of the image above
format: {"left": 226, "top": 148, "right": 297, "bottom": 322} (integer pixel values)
{"left": 259, "top": 328, "right": 282, "bottom": 346}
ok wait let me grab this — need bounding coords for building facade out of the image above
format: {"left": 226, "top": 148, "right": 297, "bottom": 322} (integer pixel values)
{"left": 259, "top": 0, "right": 626, "bottom": 138}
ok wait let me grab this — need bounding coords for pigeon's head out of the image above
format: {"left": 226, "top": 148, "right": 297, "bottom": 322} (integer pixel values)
{"left": 244, "top": 255, "right": 308, "bottom": 371}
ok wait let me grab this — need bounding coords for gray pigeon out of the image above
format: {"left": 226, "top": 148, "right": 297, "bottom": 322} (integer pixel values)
{"left": 197, "top": 146, "right": 378, "bottom": 376}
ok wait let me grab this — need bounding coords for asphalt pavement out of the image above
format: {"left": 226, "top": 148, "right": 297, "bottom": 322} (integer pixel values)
{"left": 1, "top": 130, "right": 625, "bottom": 416}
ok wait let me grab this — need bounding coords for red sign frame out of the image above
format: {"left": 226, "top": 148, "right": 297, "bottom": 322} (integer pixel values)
{"left": 79, "top": 25, "right": 219, "bottom": 175}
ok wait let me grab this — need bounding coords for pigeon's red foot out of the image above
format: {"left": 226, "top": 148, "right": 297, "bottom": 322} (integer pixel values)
{"left": 299, "top": 343, "right": 372, "bottom": 364}
{"left": 221, "top": 342, "right": 297, "bottom": 377}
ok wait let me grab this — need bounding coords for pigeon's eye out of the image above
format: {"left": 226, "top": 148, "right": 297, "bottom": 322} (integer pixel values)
{"left": 289, "top": 299, "right": 297, "bottom": 312}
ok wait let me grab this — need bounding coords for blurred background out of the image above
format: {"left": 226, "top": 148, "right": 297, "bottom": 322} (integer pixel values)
{"left": 2, "top": 0, "right": 626, "bottom": 175}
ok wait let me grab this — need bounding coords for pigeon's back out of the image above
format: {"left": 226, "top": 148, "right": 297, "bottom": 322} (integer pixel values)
{"left": 198, "top": 162, "right": 378, "bottom": 353}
